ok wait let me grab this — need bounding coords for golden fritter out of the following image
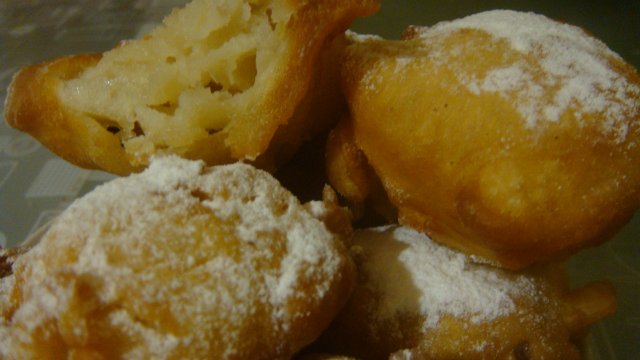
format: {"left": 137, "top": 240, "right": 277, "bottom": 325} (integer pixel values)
{"left": 0, "top": 156, "right": 355, "bottom": 359}
{"left": 313, "top": 226, "right": 616, "bottom": 360}
{"left": 338, "top": 10, "right": 640, "bottom": 269}
{"left": 4, "top": 0, "right": 379, "bottom": 175}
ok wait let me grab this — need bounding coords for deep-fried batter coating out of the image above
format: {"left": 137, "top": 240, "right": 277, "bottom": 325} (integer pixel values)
{"left": 325, "top": 119, "right": 396, "bottom": 226}
{"left": 4, "top": 0, "right": 379, "bottom": 175}
{"left": 314, "top": 226, "right": 616, "bottom": 360}
{"left": 0, "top": 156, "right": 355, "bottom": 359}
{"left": 339, "top": 10, "right": 640, "bottom": 269}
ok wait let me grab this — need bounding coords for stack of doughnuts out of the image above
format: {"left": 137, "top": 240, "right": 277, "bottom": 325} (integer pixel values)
{"left": 318, "top": 9, "right": 638, "bottom": 359}
{"left": 3, "top": 1, "right": 639, "bottom": 359}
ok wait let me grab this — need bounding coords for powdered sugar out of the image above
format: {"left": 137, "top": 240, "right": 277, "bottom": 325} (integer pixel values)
{"left": 0, "top": 156, "right": 347, "bottom": 358}
{"left": 354, "top": 226, "right": 536, "bottom": 330}
{"left": 415, "top": 10, "right": 640, "bottom": 141}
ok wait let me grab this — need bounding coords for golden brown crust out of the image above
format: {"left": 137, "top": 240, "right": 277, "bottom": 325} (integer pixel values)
{"left": 0, "top": 157, "right": 356, "bottom": 359}
{"left": 256, "top": 33, "right": 351, "bottom": 172}
{"left": 325, "top": 119, "right": 373, "bottom": 203}
{"left": 338, "top": 12, "right": 640, "bottom": 269}
{"left": 4, "top": 0, "right": 379, "bottom": 176}
{"left": 312, "top": 226, "right": 616, "bottom": 360}
{"left": 5, "top": 55, "right": 138, "bottom": 175}
{"left": 561, "top": 281, "right": 617, "bottom": 338}
{"left": 227, "top": 0, "right": 380, "bottom": 161}
{"left": 324, "top": 118, "right": 397, "bottom": 226}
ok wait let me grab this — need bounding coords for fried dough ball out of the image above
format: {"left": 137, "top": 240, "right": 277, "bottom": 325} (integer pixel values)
{"left": 338, "top": 10, "right": 640, "bottom": 269}
{"left": 4, "top": 0, "right": 379, "bottom": 175}
{"left": 313, "top": 226, "right": 616, "bottom": 360}
{"left": 0, "top": 156, "right": 355, "bottom": 359}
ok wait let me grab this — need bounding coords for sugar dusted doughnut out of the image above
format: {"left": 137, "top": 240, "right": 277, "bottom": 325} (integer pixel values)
{"left": 314, "top": 226, "right": 616, "bottom": 359}
{"left": 338, "top": 10, "right": 640, "bottom": 268}
{"left": 0, "top": 156, "right": 355, "bottom": 359}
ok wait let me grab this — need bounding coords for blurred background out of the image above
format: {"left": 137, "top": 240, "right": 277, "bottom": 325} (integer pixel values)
{"left": 0, "top": 1, "right": 638, "bottom": 358}
{"left": 352, "top": 0, "right": 639, "bottom": 67}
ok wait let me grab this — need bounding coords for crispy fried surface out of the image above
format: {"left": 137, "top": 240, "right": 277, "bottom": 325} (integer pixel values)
{"left": 2, "top": 6, "right": 634, "bottom": 359}
{"left": 338, "top": 11, "right": 640, "bottom": 269}
{"left": 5, "top": 0, "right": 379, "bottom": 175}
{"left": 313, "top": 226, "right": 616, "bottom": 360}
{"left": 324, "top": 119, "right": 397, "bottom": 226}
{"left": 0, "top": 157, "right": 355, "bottom": 359}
